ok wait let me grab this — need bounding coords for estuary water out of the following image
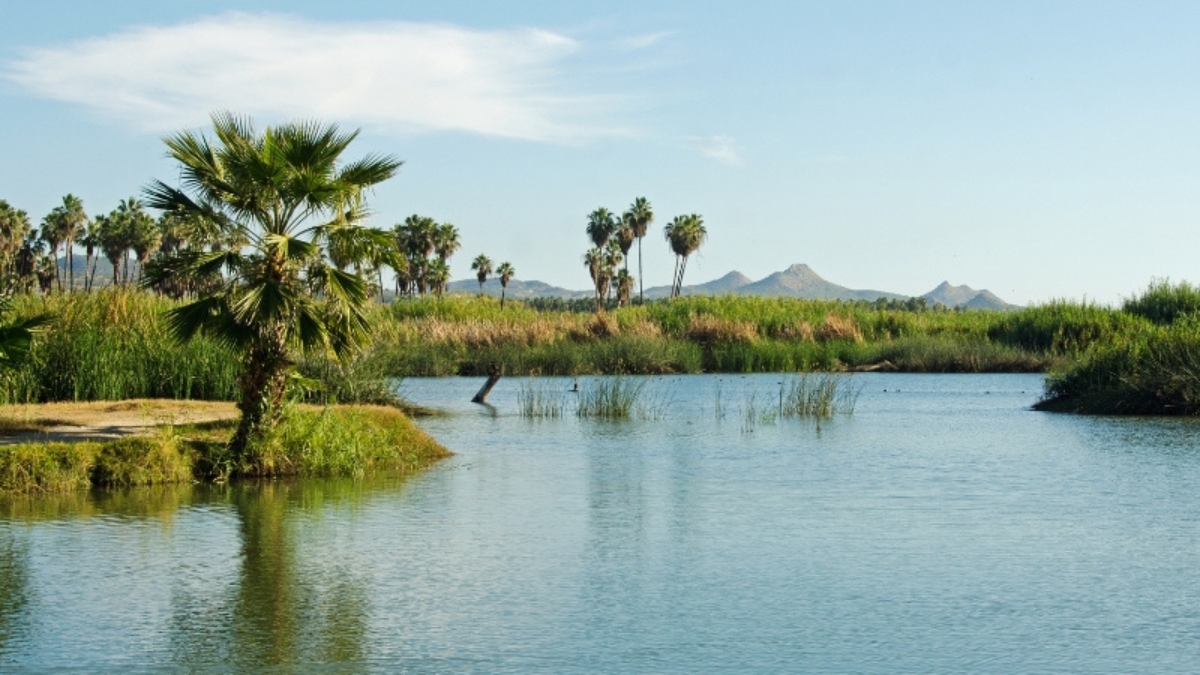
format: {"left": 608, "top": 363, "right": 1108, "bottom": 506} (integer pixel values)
{"left": 3, "top": 373, "right": 1200, "bottom": 673}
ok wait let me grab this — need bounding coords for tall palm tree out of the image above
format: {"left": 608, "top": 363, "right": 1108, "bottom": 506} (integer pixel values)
{"left": 664, "top": 214, "right": 706, "bottom": 298}
{"left": 586, "top": 207, "right": 617, "bottom": 249}
{"left": 584, "top": 247, "right": 604, "bottom": 312}
{"left": 426, "top": 259, "right": 450, "bottom": 298}
{"left": 470, "top": 254, "right": 493, "bottom": 294}
{"left": 143, "top": 111, "right": 401, "bottom": 457}
{"left": 0, "top": 201, "right": 32, "bottom": 285}
{"left": 624, "top": 197, "right": 653, "bottom": 303}
{"left": 58, "top": 195, "right": 86, "bottom": 292}
{"left": 79, "top": 218, "right": 101, "bottom": 292}
{"left": 38, "top": 212, "right": 64, "bottom": 293}
{"left": 497, "top": 262, "right": 515, "bottom": 309}
{"left": 434, "top": 223, "right": 461, "bottom": 262}
{"left": 615, "top": 269, "right": 634, "bottom": 307}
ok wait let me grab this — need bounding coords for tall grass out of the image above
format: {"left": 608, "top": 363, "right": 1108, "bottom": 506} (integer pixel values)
{"left": 1, "top": 291, "right": 239, "bottom": 404}
{"left": 779, "top": 373, "right": 860, "bottom": 418}
{"left": 575, "top": 377, "right": 646, "bottom": 418}
{"left": 518, "top": 379, "right": 568, "bottom": 418}
{"left": 1122, "top": 279, "right": 1200, "bottom": 325}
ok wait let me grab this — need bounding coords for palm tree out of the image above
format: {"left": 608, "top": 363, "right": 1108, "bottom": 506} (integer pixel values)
{"left": 470, "top": 254, "right": 493, "bottom": 294}
{"left": 586, "top": 207, "right": 617, "bottom": 249}
{"left": 584, "top": 247, "right": 604, "bottom": 312}
{"left": 0, "top": 201, "right": 32, "bottom": 285}
{"left": 434, "top": 223, "right": 461, "bottom": 262}
{"left": 624, "top": 197, "right": 653, "bottom": 303}
{"left": 602, "top": 240, "right": 623, "bottom": 304}
{"left": 96, "top": 212, "right": 127, "bottom": 287}
{"left": 426, "top": 258, "right": 450, "bottom": 298}
{"left": 143, "top": 111, "right": 401, "bottom": 457}
{"left": 497, "top": 262, "right": 515, "bottom": 309}
{"left": 38, "top": 213, "right": 64, "bottom": 293}
{"left": 664, "top": 214, "right": 707, "bottom": 298}
{"left": 78, "top": 219, "right": 100, "bottom": 292}
{"left": 615, "top": 269, "right": 634, "bottom": 307}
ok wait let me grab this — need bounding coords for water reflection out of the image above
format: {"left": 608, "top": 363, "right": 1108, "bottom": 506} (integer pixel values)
{"left": 0, "top": 529, "right": 28, "bottom": 660}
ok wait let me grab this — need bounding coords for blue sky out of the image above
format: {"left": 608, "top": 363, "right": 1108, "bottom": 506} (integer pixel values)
{"left": 3, "top": 1, "right": 1198, "bottom": 305}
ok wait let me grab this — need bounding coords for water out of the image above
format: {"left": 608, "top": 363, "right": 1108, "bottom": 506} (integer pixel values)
{"left": 4, "top": 373, "right": 1200, "bottom": 673}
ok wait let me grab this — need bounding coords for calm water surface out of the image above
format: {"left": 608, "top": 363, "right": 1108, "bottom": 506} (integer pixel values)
{"left": 3, "top": 373, "right": 1200, "bottom": 673}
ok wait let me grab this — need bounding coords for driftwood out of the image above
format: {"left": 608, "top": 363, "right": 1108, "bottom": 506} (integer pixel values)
{"left": 471, "top": 363, "right": 502, "bottom": 404}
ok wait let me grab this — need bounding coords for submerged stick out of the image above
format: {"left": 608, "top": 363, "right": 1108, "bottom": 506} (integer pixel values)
{"left": 471, "top": 363, "right": 502, "bottom": 404}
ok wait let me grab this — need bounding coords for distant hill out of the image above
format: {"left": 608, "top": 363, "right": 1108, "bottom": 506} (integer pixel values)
{"left": 644, "top": 270, "right": 753, "bottom": 299}
{"left": 445, "top": 277, "right": 590, "bottom": 300}
{"left": 731, "top": 264, "right": 905, "bottom": 301}
{"left": 922, "top": 281, "right": 1017, "bottom": 310}
{"left": 434, "top": 263, "right": 1018, "bottom": 309}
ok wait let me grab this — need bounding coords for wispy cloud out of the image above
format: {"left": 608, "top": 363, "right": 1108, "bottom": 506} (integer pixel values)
{"left": 686, "top": 135, "right": 743, "bottom": 165}
{"left": 4, "top": 13, "right": 633, "bottom": 143}
{"left": 615, "top": 31, "right": 676, "bottom": 51}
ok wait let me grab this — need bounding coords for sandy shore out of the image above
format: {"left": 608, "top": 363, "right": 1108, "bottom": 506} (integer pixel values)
{"left": 0, "top": 400, "right": 239, "bottom": 445}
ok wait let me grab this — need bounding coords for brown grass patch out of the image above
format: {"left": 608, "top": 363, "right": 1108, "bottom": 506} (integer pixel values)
{"left": 816, "top": 314, "right": 863, "bottom": 342}
{"left": 684, "top": 315, "right": 758, "bottom": 343}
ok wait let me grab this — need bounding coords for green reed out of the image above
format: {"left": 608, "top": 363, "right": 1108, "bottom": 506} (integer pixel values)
{"left": 518, "top": 379, "right": 568, "bottom": 418}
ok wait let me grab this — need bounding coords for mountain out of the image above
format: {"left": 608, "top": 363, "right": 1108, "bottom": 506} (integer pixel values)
{"left": 442, "top": 263, "right": 1014, "bottom": 309}
{"left": 733, "top": 264, "right": 906, "bottom": 301}
{"left": 644, "top": 270, "right": 753, "bottom": 299}
{"left": 922, "top": 281, "right": 1016, "bottom": 310}
{"left": 445, "top": 277, "right": 590, "bottom": 300}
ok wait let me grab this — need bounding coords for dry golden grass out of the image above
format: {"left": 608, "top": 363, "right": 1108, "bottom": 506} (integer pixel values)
{"left": 816, "top": 314, "right": 863, "bottom": 342}
{"left": 683, "top": 315, "right": 759, "bottom": 343}
{"left": 0, "top": 399, "right": 239, "bottom": 442}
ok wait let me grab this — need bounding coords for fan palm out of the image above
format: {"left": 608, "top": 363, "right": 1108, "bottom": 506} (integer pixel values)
{"left": 586, "top": 207, "right": 617, "bottom": 249}
{"left": 143, "top": 111, "right": 401, "bottom": 456}
{"left": 470, "top": 254, "right": 493, "bottom": 293}
{"left": 664, "top": 214, "right": 706, "bottom": 298}
{"left": 497, "top": 262, "right": 515, "bottom": 309}
{"left": 624, "top": 197, "right": 653, "bottom": 303}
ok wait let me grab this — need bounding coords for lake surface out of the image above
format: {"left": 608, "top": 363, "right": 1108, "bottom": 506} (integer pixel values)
{"left": 4, "top": 373, "right": 1200, "bottom": 673}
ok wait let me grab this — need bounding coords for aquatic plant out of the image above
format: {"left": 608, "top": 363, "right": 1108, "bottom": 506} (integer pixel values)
{"left": 518, "top": 379, "right": 568, "bottom": 418}
{"left": 576, "top": 377, "right": 645, "bottom": 418}
{"left": 779, "top": 373, "right": 860, "bottom": 418}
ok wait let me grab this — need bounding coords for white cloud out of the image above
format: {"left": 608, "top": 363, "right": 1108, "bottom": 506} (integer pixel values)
{"left": 4, "top": 13, "right": 631, "bottom": 143}
{"left": 686, "top": 135, "right": 743, "bottom": 165}
{"left": 615, "top": 31, "right": 676, "bottom": 51}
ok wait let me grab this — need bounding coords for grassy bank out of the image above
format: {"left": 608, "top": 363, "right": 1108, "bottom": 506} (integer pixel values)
{"left": 1036, "top": 281, "right": 1200, "bottom": 414}
{"left": 1, "top": 291, "right": 1165, "bottom": 399}
{"left": 0, "top": 404, "right": 450, "bottom": 495}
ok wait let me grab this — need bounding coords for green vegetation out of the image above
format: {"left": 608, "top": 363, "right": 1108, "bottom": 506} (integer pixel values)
{"left": 1037, "top": 281, "right": 1200, "bottom": 414}
{"left": 0, "top": 405, "right": 450, "bottom": 495}
{"left": 780, "top": 373, "right": 860, "bottom": 418}
{"left": 144, "top": 112, "right": 401, "bottom": 456}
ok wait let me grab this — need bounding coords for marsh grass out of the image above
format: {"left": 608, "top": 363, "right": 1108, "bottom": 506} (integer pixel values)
{"left": 576, "top": 377, "right": 646, "bottom": 418}
{"left": 518, "top": 379, "right": 568, "bottom": 418}
{"left": 780, "top": 373, "right": 861, "bottom": 418}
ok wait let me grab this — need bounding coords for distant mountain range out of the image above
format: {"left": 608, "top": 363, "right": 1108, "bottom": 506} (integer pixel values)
{"left": 447, "top": 263, "right": 1017, "bottom": 310}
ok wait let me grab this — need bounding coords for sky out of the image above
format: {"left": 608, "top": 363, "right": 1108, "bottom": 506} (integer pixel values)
{"left": 2, "top": 0, "right": 1199, "bottom": 305}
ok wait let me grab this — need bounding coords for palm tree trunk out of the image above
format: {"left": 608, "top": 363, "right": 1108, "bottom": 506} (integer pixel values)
{"left": 637, "top": 238, "right": 644, "bottom": 304}
{"left": 230, "top": 329, "right": 290, "bottom": 460}
{"left": 66, "top": 240, "right": 73, "bottom": 292}
{"left": 501, "top": 287, "right": 506, "bottom": 309}
{"left": 670, "top": 255, "right": 681, "bottom": 298}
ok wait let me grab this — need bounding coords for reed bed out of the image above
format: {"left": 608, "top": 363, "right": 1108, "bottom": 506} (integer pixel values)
{"left": 576, "top": 377, "right": 646, "bottom": 418}
{"left": 779, "top": 373, "right": 860, "bottom": 418}
{"left": 518, "top": 379, "right": 568, "bottom": 418}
